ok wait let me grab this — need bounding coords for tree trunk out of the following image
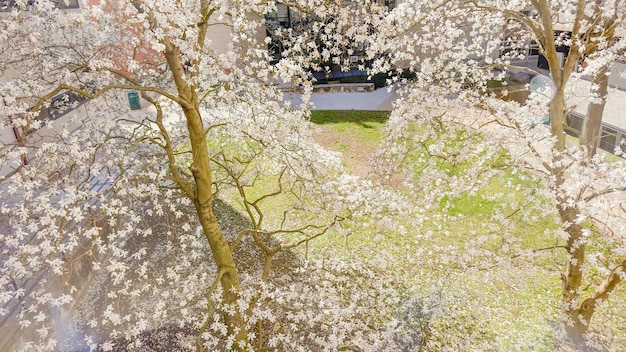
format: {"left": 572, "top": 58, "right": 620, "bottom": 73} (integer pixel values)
{"left": 185, "top": 106, "right": 248, "bottom": 348}
{"left": 564, "top": 297, "right": 597, "bottom": 348}
{"left": 580, "top": 65, "right": 609, "bottom": 158}
{"left": 559, "top": 207, "right": 590, "bottom": 346}
{"left": 523, "top": 1, "right": 610, "bottom": 347}
{"left": 157, "top": 28, "right": 249, "bottom": 347}
{"left": 550, "top": 86, "right": 567, "bottom": 152}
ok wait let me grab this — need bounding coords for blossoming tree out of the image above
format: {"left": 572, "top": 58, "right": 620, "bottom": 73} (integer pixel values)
{"left": 373, "top": 0, "right": 626, "bottom": 349}
{"left": 0, "top": 1, "right": 416, "bottom": 351}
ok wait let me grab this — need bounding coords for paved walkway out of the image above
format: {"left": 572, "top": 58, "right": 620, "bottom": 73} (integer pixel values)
{"left": 285, "top": 85, "right": 400, "bottom": 111}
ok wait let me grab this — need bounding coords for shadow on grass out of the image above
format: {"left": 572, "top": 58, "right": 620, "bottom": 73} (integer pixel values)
{"left": 310, "top": 110, "right": 389, "bottom": 130}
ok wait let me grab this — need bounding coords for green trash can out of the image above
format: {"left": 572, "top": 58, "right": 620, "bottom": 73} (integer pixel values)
{"left": 127, "top": 91, "right": 141, "bottom": 110}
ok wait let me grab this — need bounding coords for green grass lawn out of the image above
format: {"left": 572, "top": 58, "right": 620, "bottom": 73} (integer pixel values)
{"left": 306, "top": 110, "right": 579, "bottom": 350}
{"left": 310, "top": 110, "right": 388, "bottom": 143}
{"left": 217, "top": 109, "right": 624, "bottom": 350}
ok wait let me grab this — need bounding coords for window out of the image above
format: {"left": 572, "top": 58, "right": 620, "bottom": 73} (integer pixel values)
{"left": 598, "top": 127, "right": 618, "bottom": 154}
{"left": 384, "top": 0, "right": 397, "bottom": 9}
{"left": 27, "top": 90, "right": 86, "bottom": 134}
{"left": 565, "top": 112, "right": 584, "bottom": 137}
{"left": 265, "top": 4, "right": 292, "bottom": 63}
{"left": 44, "top": 90, "right": 85, "bottom": 119}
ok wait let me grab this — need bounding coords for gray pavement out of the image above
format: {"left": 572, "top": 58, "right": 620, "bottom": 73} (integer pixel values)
{"left": 310, "top": 86, "right": 399, "bottom": 111}
{"left": 285, "top": 85, "right": 400, "bottom": 111}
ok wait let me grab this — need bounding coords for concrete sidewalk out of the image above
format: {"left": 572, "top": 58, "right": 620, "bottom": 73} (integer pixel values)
{"left": 285, "top": 86, "right": 399, "bottom": 111}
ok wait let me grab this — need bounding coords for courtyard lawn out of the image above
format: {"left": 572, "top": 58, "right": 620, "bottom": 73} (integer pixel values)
{"left": 310, "top": 110, "right": 388, "bottom": 175}
{"left": 308, "top": 110, "right": 573, "bottom": 350}
{"left": 216, "top": 109, "right": 624, "bottom": 350}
